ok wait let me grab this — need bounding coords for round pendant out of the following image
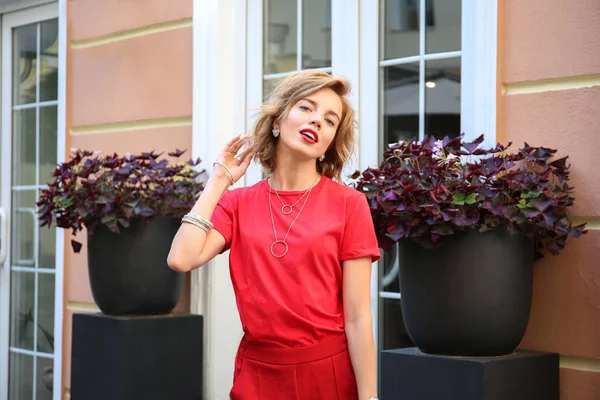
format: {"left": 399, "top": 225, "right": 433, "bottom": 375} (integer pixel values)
{"left": 270, "top": 240, "right": 289, "bottom": 258}
{"left": 281, "top": 205, "right": 293, "bottom": 215}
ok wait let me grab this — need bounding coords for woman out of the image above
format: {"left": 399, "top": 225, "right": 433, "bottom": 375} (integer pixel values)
{"left": 168, "top": 70, "right": 381, "bottom": 400}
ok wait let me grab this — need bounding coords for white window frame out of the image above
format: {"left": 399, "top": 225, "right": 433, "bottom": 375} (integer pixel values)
{"left": 0, "top": 1, "right": 65, "bottom": 399}
{"left": 192, "top": 0, "right": 497, "bottom": 394}
{"left": 247, "top": 0, "right": 338, "bottom": 186}
{"left": 358, "top": 0, "right": 499, "bottom": 357}
{"left": 192, "top": 0, "right": 248, "bottom": 398}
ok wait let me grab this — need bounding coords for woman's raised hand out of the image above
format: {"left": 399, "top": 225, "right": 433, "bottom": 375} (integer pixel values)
{"left": 213, "top": 134, "right": 253, "bottom": 185}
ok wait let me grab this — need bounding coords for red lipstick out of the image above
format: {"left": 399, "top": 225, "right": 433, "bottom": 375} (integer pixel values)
{"left": 300, "top": 129, "right": 319, "bottom": 144}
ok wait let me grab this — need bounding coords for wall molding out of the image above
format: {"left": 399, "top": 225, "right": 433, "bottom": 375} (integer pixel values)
{"left": 67, "top": 302, "right": 100, "bottom": 312}
{"left": 569, "top": 216, "right": 600, "bottom": 231}
{"left": 503, "top": 74, "right": 600, "bottom": 96}
{"left": 561, "top": 355, "right": 600, "bottom": 373}
{"left": 70, "top": 117, "right": 192, "bottom": 135}
{"left": 71, "top": 17, "right": 192, "bottom": 49}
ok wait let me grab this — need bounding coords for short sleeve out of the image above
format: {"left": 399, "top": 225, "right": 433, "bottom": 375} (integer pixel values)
{"left": 340, "top": 192, "right": 382, "bottom": 262}
{"left": 210, "top": 189, "right": 237, "bottom": 253}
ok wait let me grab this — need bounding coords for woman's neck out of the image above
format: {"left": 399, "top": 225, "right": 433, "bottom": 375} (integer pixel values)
{"left": 270, "top": 152, "right": 321, "bottom": 191}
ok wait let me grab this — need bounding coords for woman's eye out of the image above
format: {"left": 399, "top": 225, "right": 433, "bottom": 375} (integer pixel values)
{"left": 299, "top": 105, "right": 311, "bottom": 112}
{"left": 326, "top": 119, "right": 335, "bottom": 126}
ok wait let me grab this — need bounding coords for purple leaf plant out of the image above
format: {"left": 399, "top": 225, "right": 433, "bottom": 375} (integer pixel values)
{"left": 37, "top": 149, "right": 205, "bottom": 253}
{"left": 351, "top": 135, "right": 587, "bottom": 260}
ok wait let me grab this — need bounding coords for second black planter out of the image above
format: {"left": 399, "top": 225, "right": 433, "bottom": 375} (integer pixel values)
{"left": 398, "top": 227, "right": 534, "bottom": 357}
{"left": 87, "top": 216, "right": 184, "bottom": 316}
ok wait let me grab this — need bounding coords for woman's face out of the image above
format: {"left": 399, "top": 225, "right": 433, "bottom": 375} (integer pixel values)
{"left": 275, "top": 87, "right": 343, "bottom": 162}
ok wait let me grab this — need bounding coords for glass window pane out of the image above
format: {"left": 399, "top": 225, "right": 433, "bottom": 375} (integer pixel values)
{"left": 264, "top": 0, "right": 298, "bottom": 74}
{"left": 37, "top": 274, "right": 55, "bottom": 354}
{"left": 11, "top": 190, "right": 36, "bottom": 267}
{"left": 39, "top": 105, "right": 57, "bottom": 185}
{"left": 12, "top": 108, "right": 37, "bottom": 186}
{"left": 9, "top": 352, "right": 34, "bottom": 399}
{"left": 302, "top": 0, "right": 331, "bottom": 69}
{"left": 424, "top": 57, "right": 461, "bottom": 139}
{"left": 379, "top": 298, "right": 413, "bottom": 351}
{"left": 381, "top": 0, "right": 420, "bottom": 60}
{"left": 426, "top": 0, "right": 461, "bottom": 54}
{"left": 263, "top": 77, "right": 284, "bottom": 100}
{"left": 10, "top": 271, "right": 36, "bottom": 350}
{"left": 37, "top": 357, "right": 54, "bottom": 400}
{"left": 39, "top": 226, "right": 55, "bottom": 270}
{"left": 13, "top": 23, "right": 38, "bottom": 105}
{"left": 40, "top": 19, "right": 59, "bottom": 102}
{"left": 377, "top": 296, "right": 414, "bottom": 387}
{"left": 381, "top": 63, "right": 420, "bottom": 148}
{"left": 380, "top": 249, "right": 400, "bottom": 293}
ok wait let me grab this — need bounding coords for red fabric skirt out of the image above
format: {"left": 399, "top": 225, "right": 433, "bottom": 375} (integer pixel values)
{"left": 229, "top": 334, "right": 358, "bottom": 400}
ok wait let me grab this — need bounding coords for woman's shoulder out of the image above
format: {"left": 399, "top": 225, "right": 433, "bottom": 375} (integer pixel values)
{"left": 323, "top": 177, "right": 367, "bottom": 201}
{"left": 222, "top": 179, "right": 266, "bottom": 199}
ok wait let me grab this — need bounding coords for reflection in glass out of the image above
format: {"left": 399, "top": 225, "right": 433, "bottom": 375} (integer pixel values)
{"left": 12, "top": 109, "right": 37, "bottom": 186}
{"left": 381, "top": 63, "right": 420, "bottom": 147}
{"left": 39, "top": 224, "right": 56, "bottom": 270}
{"left": 379, "top": 298, "right": 413, "bottom": 351}
{"left": 426, "top": 0, "right": 460, "bottom": 54}
{"left": 13, "top": 23, "right": 38, "bottom": 105}
{"left": 37, "top": 357, "right": 54, "bottom": 400}
{"left": 378, "top": 244, "right": 413, "bottom": 352}
{"left": 380, "top": 245, "right": 400, "bottom": 293}
{"left": 39, "top": 106, "right": 57, "bottom": 185}
{"left": 264, "top": 0, "right": 297, "bottom": 74}
{"left": 11, "top": 191, "right": 36, "bottom": 267}
{"left": 378, "top": 244, "right": 414, "bottom": 349}
{"left": 377, "top": 295, "right": 414, "bottom": 388}
{"left": 424, "top": 58, "right": 461, "bottom": 139}
{"left": 10, "top": 272, "right": 36, "bottom": 350}
{"left": 40, "top": 19, "right": 59, "bottom": 102}
{"left": 302, "top": 0, "right": 332, "bottom": 69}
{"left": 263, "top": 77, "right": 283, "bottom": 100}
{"left": 9, "top": 352, "right": 34, "bottom": 399}
{"left": 381, "top": 0, "right": 420, "bottom": 60}
{"left": 37, "top": 274, "right": 55, "bottom": 354}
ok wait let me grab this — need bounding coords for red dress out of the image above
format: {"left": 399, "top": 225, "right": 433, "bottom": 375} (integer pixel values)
{"left": 211, "top": 177, "right": 381, "bottom": 399}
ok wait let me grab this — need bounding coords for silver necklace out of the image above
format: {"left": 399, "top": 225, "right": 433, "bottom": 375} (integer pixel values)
{"left": 271, "top": 175, "right": 319, "bottom": 214}
{"left": 268, "top": 176, "right": 321, "bottom": 258}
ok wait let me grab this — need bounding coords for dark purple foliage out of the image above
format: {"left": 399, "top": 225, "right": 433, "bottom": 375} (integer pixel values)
{"left": 37, "top": 149, "right": 205, "bottom": 252}
{"left": 351, "top": 135, "right": 587, "bottom": 260}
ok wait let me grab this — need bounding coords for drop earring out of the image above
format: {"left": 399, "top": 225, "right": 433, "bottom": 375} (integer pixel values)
{"left": 319, "top": 155, "right": 325, "bottom": 162}
{"left": 272, "top": 128, "right": 280, "bottom": 138}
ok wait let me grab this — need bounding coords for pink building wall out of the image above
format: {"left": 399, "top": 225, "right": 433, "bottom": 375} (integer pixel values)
{"left": 62, "top": 0, "right": 194, "bottom": 397}
{"left": 498, "top": 1, "right": 600, "bottom": 398}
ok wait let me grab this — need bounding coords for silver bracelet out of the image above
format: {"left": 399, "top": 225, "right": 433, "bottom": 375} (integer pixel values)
{"left": 181, "top": 213, "right": 213, "bottom": 233}
{"left": 181, "top": 218, "right": 209, "bottom": 233}
{"left": 183, "top": 213, "right": 213, "bottom": 228}
{"left": 181, "top": 218, "right": 212, "bottom": 232}
{"left": 182, "top": 213, "right": 213, "bottom": 228}
{"left": 213, "top": 162, "right": 235, "bottom": 185}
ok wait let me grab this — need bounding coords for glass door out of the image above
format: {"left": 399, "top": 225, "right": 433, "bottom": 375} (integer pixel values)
{"left": 1, "top": 3, "right": 59, "bottom": 399}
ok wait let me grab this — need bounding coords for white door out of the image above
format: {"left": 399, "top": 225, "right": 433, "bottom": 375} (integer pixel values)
{"left": 0, "top": 3, "right": 59, "bottom": 399}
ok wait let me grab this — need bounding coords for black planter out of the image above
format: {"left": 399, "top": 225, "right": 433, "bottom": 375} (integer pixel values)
{"left": 87, "top": 216, "right": 184, "bottom": 316}
{"left": 398, "top": 227, "right": 534, "bottom": 357}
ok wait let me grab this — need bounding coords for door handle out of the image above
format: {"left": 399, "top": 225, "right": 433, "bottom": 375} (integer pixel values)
{"left": 0, "top": 207, "right": 7, "bottom": 265}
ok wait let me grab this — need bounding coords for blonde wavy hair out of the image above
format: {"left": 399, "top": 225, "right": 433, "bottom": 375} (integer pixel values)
{"left": 248, "top": 70, "right": 356, "bottom": 182}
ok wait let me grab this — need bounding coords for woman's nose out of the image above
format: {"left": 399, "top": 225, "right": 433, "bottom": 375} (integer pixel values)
{"left": 309, "top": 118, "right": 321, "bottom": 129}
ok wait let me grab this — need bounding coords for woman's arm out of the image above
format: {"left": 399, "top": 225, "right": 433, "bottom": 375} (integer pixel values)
{"left": 343, "top": 256, "right": 378, "bottom": 400}
{"left": 167, "top": 134, "right": 252, "bottom": 272}
{"left": 167, "top": 175, "right": 230, "bottom": 272}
